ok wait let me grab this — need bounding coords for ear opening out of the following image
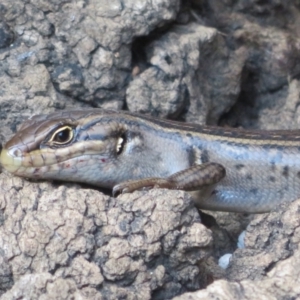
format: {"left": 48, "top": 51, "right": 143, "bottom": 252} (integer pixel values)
{"left": 116, "top": 132, "right": 127, "bottom": 155}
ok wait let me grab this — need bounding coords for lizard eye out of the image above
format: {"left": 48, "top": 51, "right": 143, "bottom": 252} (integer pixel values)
{"left": 49, "top": 126, "right": 74, "bottom": 145}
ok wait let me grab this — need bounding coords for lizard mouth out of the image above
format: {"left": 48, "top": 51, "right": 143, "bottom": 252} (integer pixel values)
{"left": 0, "top": 139, "right": 108, "bottom": 179}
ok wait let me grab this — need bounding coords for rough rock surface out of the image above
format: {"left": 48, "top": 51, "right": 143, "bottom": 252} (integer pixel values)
{"left": 0, "top": 0, "right": 180, "bottom": 145}
{"left": 173, "top": 200, "right": 300, "bottom": 300}
{"left": 0, "top": 173, "right": 213, "bottom": 299}
{"left": 173, "top": 249, "right": 300, "bottom": 300}
{"left": 226, "top": 198, "right": 300, "bottom": 282}
{"left": 1, "top": 0, "right": 300, "bottom": 299}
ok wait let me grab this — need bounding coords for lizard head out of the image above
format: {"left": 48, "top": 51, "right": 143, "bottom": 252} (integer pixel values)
{"left": 1, "top": 109, "right": 180, "bottom": 188}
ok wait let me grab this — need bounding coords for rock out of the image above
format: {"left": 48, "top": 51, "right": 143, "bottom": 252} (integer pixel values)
{"left": 0, "top": 22, "right": 14, "bottom": 49}
{"left": 1, "top": 0, "right": 300, "bottom": 299}
{"left": 226, "top": 199, "right": 300, "bottom": 281}
{"left": 173, "top": 249, "right": 300, "bottom": 300}
{"left": 0, "top": 173, "right": 212, "bottom": 299}
{"left": 174, "top": 198, "right": 300, "bottom": 299}
{"left": 127, "top": 24, "right": 246, "bottom": 124}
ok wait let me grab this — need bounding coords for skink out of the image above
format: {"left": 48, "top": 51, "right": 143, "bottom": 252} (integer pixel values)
{"left": 1, "top": 108, "right": 300, "bottom": 213}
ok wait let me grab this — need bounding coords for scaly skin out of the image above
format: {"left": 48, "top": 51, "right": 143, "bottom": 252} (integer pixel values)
{"left": 1, "top": 108, "right": 300, "bottom": 213}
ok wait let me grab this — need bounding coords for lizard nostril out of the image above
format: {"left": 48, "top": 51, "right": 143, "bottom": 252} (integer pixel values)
{"left": 12, "top": 148, "right": 22, "bottom": 157}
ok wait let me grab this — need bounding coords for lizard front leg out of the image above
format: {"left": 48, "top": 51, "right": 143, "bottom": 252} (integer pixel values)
{"left": 112, "top": 162, "right": 226, "bottom": 196}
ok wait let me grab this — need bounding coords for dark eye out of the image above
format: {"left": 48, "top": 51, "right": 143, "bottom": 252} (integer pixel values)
{"left": 50, "top": 126, "right": 74, "bottom": 144}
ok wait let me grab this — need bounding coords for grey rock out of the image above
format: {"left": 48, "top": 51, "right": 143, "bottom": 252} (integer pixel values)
{"left": 0, "top": 173, "right": 212, "bottom": 299}
{"left": 0, "top": 22, "right": 14, "bottom": 48}
{"left": 127, "top": 23, "right": 246, "bottom": 124}
{"left": 174, "top": 198, "right": 300, "bottom": 300}
{"left": 1, "top": 0, "right": 300, "bottom": 299}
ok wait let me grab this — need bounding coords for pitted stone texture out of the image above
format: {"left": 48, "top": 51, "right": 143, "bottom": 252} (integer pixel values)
{"left": 1, "top": 0, "right": 300, "bottom": 142}
{"left": 174, "top": 198, "right": 300, "bottom": 300}
{"left": 226, "top": 198, "right": 300, "bottom": 281}
{"left": 173, "top": 248, "right": 300, "bottom": 300}
{"left": 127, "top": 24, "right": 247, "bottom": 124}
{"left": 0, "top": 273, "right": 103, "bottom": 300}
{"left": 0, "top": 173, "right": 212, "bottom": 299}
{"left": 0, "top": 0, "right": 180, "bottom": 133}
